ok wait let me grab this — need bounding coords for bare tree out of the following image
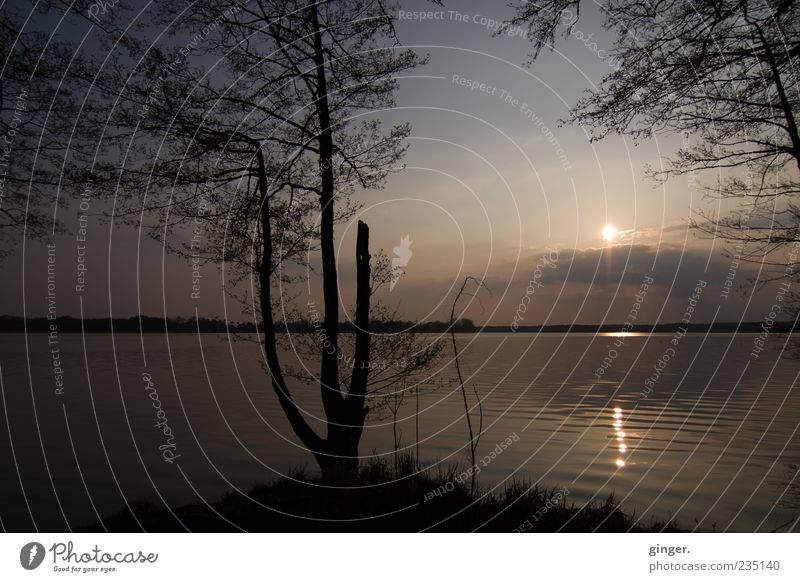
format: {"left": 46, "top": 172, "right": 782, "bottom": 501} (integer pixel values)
{"left": 81, "top": 0, "right": 422, "bottom": 479}
{"left": 450, "top": 276, "right": 485, "bottom": 494}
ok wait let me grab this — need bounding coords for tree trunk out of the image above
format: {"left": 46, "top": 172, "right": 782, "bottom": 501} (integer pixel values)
{"left": 256, "top": 149, "right": 372, "bottom": 482}
{"left": 318, "top": 220, "right": 371, "bottom": 481}
{"left": 255, "top": 148, "right": 326, "bottom": 467}
{"left": 255, "top": 5, "right": 374, "bottom": 483}
{"left": 310, "top": 4, "right": 343, "bottom": 425}
{"left": 308, "top": 5, "right": 373, "bottom": 482}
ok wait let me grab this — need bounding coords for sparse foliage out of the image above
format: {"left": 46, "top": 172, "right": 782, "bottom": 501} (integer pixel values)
{"left": 507, "top": 0, "right": 800, "bottom": 301}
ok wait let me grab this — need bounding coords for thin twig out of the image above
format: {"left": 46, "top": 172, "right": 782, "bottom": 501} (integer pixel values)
{"left": 449, "top": 276, "right": 486, "bottom": 494}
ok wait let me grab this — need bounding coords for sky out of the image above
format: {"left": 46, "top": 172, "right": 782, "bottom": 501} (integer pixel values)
{"left": 0, "top": 0, "right": 786, "bottom": 327}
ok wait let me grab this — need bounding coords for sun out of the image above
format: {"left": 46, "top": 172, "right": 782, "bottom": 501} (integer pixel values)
{"left": 602, "top": 224, "right": 618, "bottom": 242}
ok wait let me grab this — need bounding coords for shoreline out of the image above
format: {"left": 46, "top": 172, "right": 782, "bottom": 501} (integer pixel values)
{"left": 77, "top": 458, "right": 684, "bottom": 533}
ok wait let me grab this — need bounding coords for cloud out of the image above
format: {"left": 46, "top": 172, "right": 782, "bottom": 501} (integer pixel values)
{"left": 485, "top": 239, "right": 778, "bottom": 326}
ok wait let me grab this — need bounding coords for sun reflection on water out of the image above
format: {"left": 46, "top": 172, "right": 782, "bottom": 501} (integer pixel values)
{"left": 613, "top": 406, "right": 628, "bottom": 469}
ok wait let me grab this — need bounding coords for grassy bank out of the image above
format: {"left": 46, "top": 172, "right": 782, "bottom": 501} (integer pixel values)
{"left": 85, "top": 456, "right": 682, "bottom": 532}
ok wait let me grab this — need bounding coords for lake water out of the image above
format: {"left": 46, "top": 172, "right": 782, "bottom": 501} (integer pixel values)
{"left": 1, "top": 332, "right": 798, "bottom": 532}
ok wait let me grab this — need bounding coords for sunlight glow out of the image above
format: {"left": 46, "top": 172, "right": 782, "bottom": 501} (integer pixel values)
{"left": 603, "top": 224, "right": 618, "bottom": 242}
{"left": 616, "top": 458, "right": 626, "bottom": 467}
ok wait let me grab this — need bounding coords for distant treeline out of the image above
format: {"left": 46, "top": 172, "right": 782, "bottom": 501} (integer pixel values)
{"left": 1, "top": 315, "right": 798, "bottom": 334}
{"left": 0, "top": 315, "right": 477, "bottom": 334}
{"left": 0, "top": 316, "right": 253, "bottom": 334}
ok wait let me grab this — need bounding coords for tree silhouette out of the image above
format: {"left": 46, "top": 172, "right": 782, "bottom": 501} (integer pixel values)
{"left": 81, "top": 0, "right": 423, "bottom": 479}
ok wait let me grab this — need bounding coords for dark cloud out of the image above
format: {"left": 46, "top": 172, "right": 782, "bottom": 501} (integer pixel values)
{"left": 484, "top": 242, "right": 779, "bottom": 326}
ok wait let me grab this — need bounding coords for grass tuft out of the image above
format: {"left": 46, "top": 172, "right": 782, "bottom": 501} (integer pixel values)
{"left": 84, "top": 455, "right": 684, "bottom": 532}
